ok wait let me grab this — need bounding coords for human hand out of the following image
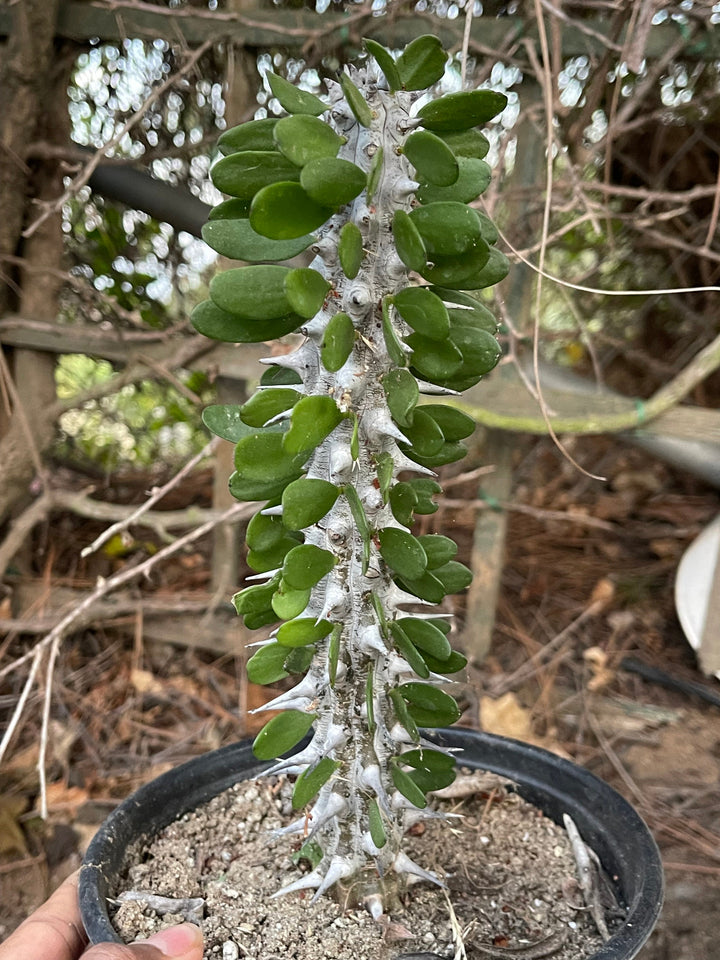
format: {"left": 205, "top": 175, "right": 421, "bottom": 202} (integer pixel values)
{"left": 0, "top": 871, "right": 203, "bottom": 960}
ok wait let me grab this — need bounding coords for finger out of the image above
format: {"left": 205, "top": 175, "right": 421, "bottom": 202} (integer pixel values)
{"left": 0, "top": 870, "right": 86, "bottom": 960}
{"left": 83, "top": 924, "right": 203, "bottom": 960}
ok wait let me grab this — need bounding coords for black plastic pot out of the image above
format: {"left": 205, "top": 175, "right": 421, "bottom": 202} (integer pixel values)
{"left": 80, "top": 729, "right": 663, "bottom": 959}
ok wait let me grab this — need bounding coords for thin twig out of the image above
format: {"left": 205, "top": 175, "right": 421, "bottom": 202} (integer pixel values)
{"left": 80, "top": 436, "right": 220, "bottom": 558}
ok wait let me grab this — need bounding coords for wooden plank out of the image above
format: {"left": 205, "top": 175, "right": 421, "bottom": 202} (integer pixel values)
{"left": 0, "top": 318, "right": 280, "bottom": 383}
{"left": 9, "top": 582, "right": 256, "bottom": 656}
{"left": 1, "top": 3, "right": 716, "bottom": 62}
{"left": 461, "top": 429, "right": 515, "bottom": 664}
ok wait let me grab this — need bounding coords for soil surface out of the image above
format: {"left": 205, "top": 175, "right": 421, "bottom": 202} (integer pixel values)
{"left": 111, "top": 772, "right": 607, "bottom": 960}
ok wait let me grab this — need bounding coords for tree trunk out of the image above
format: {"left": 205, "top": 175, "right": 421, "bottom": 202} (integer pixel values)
{"left": 0, "top": 1, "right": 71, "bottom": 528}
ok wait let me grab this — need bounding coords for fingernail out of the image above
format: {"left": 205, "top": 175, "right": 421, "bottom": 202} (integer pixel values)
{"left": 140, "top": 923, "right": 203, "bottom": 957}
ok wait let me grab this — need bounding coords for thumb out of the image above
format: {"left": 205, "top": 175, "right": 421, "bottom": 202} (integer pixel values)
{"left": 82, "top": 924, "right": 203, "bottom": 960}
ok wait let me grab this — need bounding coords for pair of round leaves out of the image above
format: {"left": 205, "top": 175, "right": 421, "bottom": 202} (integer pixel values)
{"left": 209, "top": 264, "right": 330, "bottom": 323}
{"left": 364, "top": 35, "right": 447, "bottom": 93}
{"left": 249, "top": 158, "right": 365, "bottom": 241}
{"left": 399, "top": 405, "right": 476, "bottom": 469}
{"left": 407, "top": 318, "right": 501, "bottom": 392}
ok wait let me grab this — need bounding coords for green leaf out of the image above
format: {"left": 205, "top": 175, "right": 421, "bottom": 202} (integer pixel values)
{"left": 409, "top": 202, "right": 483, "bottom": 257}
{"left": 422, "top": 404, "right": 476, "bottom": 441}
{"left": 209, "top": 265, "right": 292, "bottom": 320}
{"left": 344, "top": 484, "right": 371, "bottom": 574}
{"left": 390, "top": 621, "right": 430, "bottom": 679}
{"left": 433, "top": 560, "right": 473, "bottom": 594}
{"left": 382, "top": 296, "right": 407, "bottom": 366}
{"left": 366, "top": 145, "right": 384, "bottom": 204}
{"left": 284, "top": 645, "right": 315, "bottom": 676}
{"left": 300, "top": 157, "right": 367, "bottom": 207}
{"left": 366, "top": 669, "right": 375, "bottom": 734}
{"left": 218, "top": 118, "right": 278, "bottom": 155}
{"left": 390, "top": 758, "right": 426, "bottom": 807}
{"left": 277, "top": 617, "right": 333, "bottom": 646}
{"left": 418, "top": 241, "right": 491, "bottom": 288}
{"left": 328, "top": 623, "right": 341, "bottom": 686}
{"left": 274, "top": 114, "right": 345, "bottom": 166}
{"left": 378, "top": 527, "right": 428, "bottom": 581}
{"left": 250, "top": 182, "right": 334, "bottom": 240}
{"left": 191, "top": 300, "right": 302, "bottom": 344}
{"left": 396, "top": 35, "right": 447, "bottom": 90}
{"left": 271, "top": 581, "right": 311, "bottom": 619}
{"left": 432, "top": 284, "right": 497, "bottom": 320}
{"left": 235, "top": 431, "right": 306, "bottom": 483}
{"left": 382, "top": 367, "right": 419, "bottom": 428}
{"left": 292, "top": 757, "right": 340, "bottom": 809}
{"left": 247, "top": 642, "right": 290, "bottom": 685}
{"left": 404, "top": 441, "right": 467, "bottom": 470}
{"left": 400, "top": 682, "right": 461, "bottom": 727}
{"left": 416, "top": 157, "right": 492, "bottom": 204}
{"left": 292, "top": 839, "right": 323, "bottom": 869}
{"left": 233, "top": 576, "right": 279, "bottom": 619}
{"left": 416, "top": 534, "right": 457, "bottom": 570}
{"left": 406, "top": 478, "right": 441, "bottom": 515}
{"left": 338, "top": 222, "right": 364, "bottom": 280}
{"left": 207, "top": 197, "right": 252, "bottom": 221}
{"left": 477, "top": 211, "right": 499, "bottom": 245}
{"left": 282, "top": 477, "right": 339, "bottom": 530}
{"left": 350, "top": 411, "right": 360, "bottom": 461}
{"left": 406, "top": 331, "right": 463, "bottom": 381}
{"left": 363, "top": 38, "right": 401, "bottom": 92}
{"left": 201, "top": 219, "right": 314, "bottom": 262}
{"left": 421, "top": 648, "right": 467, "bottom": 675}
{"left": 202, "top": 404, "right": 249, "bottom": 442}
{"left": 321, "top": 311, "right": 355, "bottom": 372}
{"left": 400, "top": 748, "right": 456, "bottom": 792}
{"left": 438, "top": 128, "right": 490, "bottom": 160}
{"left": 393, "top": 286, "right": 449, "bottom": 341}
{"left": 447, "top": 324, "right": 502, "bottom": 381}
{"left": 246, "top": 509, "right": 287, "bottom": 553}
{"left": 401, "top": 408, "right": 444, "bottom": 458}
{"left": 403, "top": 130, "right": 458, "bottom": 186}
{"left": 417, "top": 89, "right": 508, "bottom": 131}
{"left": 392, "top": 210, "right": 427, "bottom": 273}
{"left": 282, "top": 545, "right": 336, "bottom": 590}
{"left": 246, "top": 534, "right": 299, "bottom": 574}
{"left": 239, "top": 389, "right": 300, "bottom": 428}
{"left": 389, "top": 481, "right": 418, "bottom": 529}
{"left": 396, "top": 569, "right": 445, "bottom": 603}
{"left": 252, "top": 710, "right": 316, "bottom": 761}
{"left": 375, "top": 452, "right": 394, "bottom": 504}
{"left": 260, "top": 366, "right": 302, "bottom": 387}
{"left": 229, "top": 471, "right": 299, "bottom": 503}
{"left": 211, "top": 151, "right": 300, "bottom": 199}
{"left": 397, "top": 618, "right": 451, "bottom": 659}
{"left": 368, "top": 799, "right": 386, "bottom": 848}
{"left": 340, "top": 72, "right": 373, "bottom": 127}
{"left": 389, "top": 688, "right": 420, "bottom": 743}
{"left": 284, "top": 268, "right": 331, "bottom": 319}
{"left": 267, "top": 72, "right": 327, "bottom": 116}
{"left": 459, "top": 246, "right": 511, "bottom": 290}
{"left": 283, "top": 394, "right": 343, "bottom": 455}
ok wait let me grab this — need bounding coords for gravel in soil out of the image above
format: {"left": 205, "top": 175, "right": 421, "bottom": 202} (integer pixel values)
{"left": 111, "top": 771, "right": 611, "bottom": 960}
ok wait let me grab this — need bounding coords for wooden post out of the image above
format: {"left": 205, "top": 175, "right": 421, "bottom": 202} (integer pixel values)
{"left": 461, "top": 85, "right": 544, "bottom": 664}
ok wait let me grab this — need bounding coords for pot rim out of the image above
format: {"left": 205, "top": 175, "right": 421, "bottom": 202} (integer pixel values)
{"left": 80, "top": 729, "right": 663, "bottom": 960}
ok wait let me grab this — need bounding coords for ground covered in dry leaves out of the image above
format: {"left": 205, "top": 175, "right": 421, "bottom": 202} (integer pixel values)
{"left": 1, "top": 431, "right": 719, "bottom": 959}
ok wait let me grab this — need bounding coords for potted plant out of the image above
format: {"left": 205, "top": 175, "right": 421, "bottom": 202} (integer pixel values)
{"left": 80, "top": 36, "right": 663, "bottom": 958}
